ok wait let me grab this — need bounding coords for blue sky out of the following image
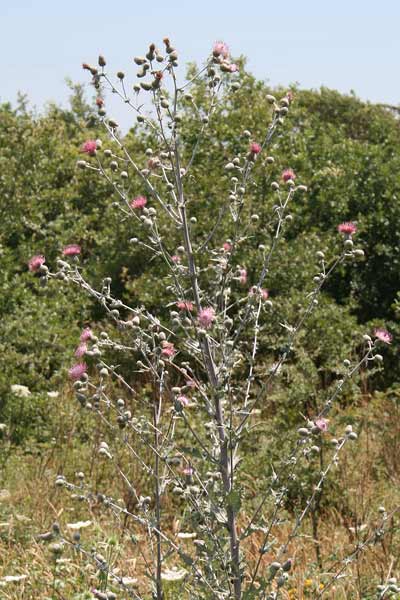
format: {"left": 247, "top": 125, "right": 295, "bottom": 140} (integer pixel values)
{"left": 1, "top": 0, "right": 399, "bottom": 126}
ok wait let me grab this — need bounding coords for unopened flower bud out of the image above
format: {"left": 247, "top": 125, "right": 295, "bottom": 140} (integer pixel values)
{"left": 269, "top": 561, "right": 281, "bottom": 574}
{"left": 298, "top": 427, "right": 309, "bottom": 437}
{"left": 282, "top": 559, "right": 292, "bottom": 572}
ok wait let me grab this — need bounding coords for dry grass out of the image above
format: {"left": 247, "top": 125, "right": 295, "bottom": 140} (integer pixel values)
{"left": 1, "top": 391, "right": 399, "bottom": 599}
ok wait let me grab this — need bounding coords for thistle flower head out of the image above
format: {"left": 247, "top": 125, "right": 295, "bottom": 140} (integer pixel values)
{"left": 222, "top": 242, "right": 232, "bottom": 252}
{"left": 198, "top": 307, "right": 215, "bottom": 329}
{"left": 63, "top": 244, "right": 81, "bottom": 257}
{"left": 373, "top": 328, "right": 392, "bottom": 344}
{"left": 161, "top": 341, "right": 176, "bottom": 358}
{"left": 176, "top": 301, "right": 194, "bottom": 312}
{"left": 249, "top": 286, "right": 269, "bottom": 300}
{"left": 75, "top": 343, "right": 87, "bottom": 358}
{"left": 80, "top": 327, "right": 93, "bottom": 342}
{"left": 68, "top": 362, "right": 87, "bottom": 381}
{"left": 130, "top": 196, "right": 147, "bottom": 210}
{"left": 213, "top": 41, "right": 229, "bottom": 59}
{"left": 338, "top": 222, "right": 357, "bottom": 235}
{"left": 177, "top": 394, "right": 189, "bottom": 406}
{"left": 315, "top": 418, "right": 329, "bottom": 432}
{"left": 250, "top": 142, "right": 261, "bottom": 155}
{"left": 286, "top": 91, "right": 294, "bottom": 104}
{"left": 28, "top": 254, "right": 45, "bottom": 272}
{"left": 282, "top": 168, "right": 296, "bottom": 182}
{"left": 81, "top": 140, "right": 97, "bottom": 156}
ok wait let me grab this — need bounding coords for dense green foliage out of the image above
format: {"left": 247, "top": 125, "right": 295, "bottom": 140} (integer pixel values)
{"left": 0, "top": 72, "right": 399, "bottom": 444}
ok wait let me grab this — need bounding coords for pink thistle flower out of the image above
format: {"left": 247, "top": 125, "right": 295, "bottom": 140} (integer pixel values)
{"left": 161, "top": 341, "right": 176, "bottom": 358}
{"left": 286, "top": 91, "right": 294, "bottom": 104}
{"left": 198, "top": 307, "right": 215, "bottom": 329}
{"left": 176, "top": 301, "right": 194, "bottom": 312}
{"left": 75, "top": 343, "right": 87, "bottom": 358}
{"left": 213, "top": 41, "right": 229, "bottom": 59}
{"left": 95, "top": 97, "right": 104, "bottom": 107}
{"left": 68, "top": 362, "right": 87, "bottom": 381}
{"left": 28, "top": 254, "right": 45, "bottom": 273}
{"left": 171, "top": 255, "right": 181, "bottom": 264}
{"left": 130, "top": 196, "right": 147, "bottom": 210}
{"left": 81, "top": 140, "right": 97, "bottom": 156}
{"left": 249, "top": 286, "right": 269, "bottom": 300}
{"left": 63, "top": 244, "right": 81, "bottom": 257}
{"left": 222, "top": 242, "right": 232, "bottom": 252}
{"left": 282, "top": 168, "right": 296, "bottom": 182}
{"left": 239, "top": 268, "right": 247, "bottom": 285}
{"left": 338, "top": 222, "right": 357, "bottom": 236}
{"left": 80, "top": 327, "right": 93, "bottom": 342}
{"left": 177, "top": 395, "right": 189, "bottom": 406}
{"left": 374, "top": 328, "right": 392, "bottom": 344}
{"left": 250, "top": 142, "right": 262, "bottom": 155}
{"left": 228, "top": 63, "right": 239, "bottom": 73}
{"left": 183, "top": 466, "right": 194, "bottom": 476}
{"left": 315, "top": 418, "right": 329, "bottom": 432}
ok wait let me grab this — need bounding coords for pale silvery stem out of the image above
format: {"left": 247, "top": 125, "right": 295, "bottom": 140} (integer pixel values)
{"left": 168, "top": 67, "right": 242, "bottom": 596}
{"left": 153, "top": 374, "right": 163, "bottom": 600}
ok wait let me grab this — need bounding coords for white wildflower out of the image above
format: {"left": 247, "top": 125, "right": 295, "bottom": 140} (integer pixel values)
{"left": 1, "top": 575, "right": 27, "bottom": 583}
{"left": 10, "top": 384, "right": 31, "bottom": 398}
{"left": 177, "top": 532, "right": 197, "bottom": 539}
{"left": 121, "top": 577, "right": 139, "bottom": 587}
{"left": 161, "top": 567, "right": 187, "bottom": 581}
{"left": 66, "top": 520, "right": 92, "bottom": 530}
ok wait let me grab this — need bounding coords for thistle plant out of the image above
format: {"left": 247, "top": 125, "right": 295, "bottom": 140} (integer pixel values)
{"left": 29, "top": 39, "right": 395, "bottom": 599}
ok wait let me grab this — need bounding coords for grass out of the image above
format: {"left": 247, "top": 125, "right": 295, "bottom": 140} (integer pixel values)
{"left": 1, "top": 389, "right": 399, "bottom": 599}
